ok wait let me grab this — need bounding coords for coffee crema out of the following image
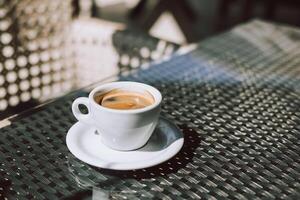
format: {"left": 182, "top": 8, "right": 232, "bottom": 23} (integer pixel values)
{"left": 95, "top": 89, "right": 154, "bottom": 110}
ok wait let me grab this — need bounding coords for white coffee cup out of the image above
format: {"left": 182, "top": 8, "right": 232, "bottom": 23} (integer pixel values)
{"left": 72, "top": 81, "right": 162, "bottom": 151}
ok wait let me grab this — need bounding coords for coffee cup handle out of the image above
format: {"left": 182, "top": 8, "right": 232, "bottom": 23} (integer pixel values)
{"left": 72, "top": 97, "right": 95, "bottom": 126}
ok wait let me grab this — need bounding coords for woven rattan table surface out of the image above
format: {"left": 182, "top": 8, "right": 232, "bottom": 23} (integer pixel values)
{"left": 1, "top": 20, "right": 300, "bottom": 199}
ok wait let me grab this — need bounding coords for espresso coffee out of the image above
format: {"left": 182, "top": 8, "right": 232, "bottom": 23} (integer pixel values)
{"left": 95, "top": 89, "right": 154, "bottom": 110}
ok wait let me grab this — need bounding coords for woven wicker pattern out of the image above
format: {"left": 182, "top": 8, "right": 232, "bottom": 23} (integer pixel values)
{"left": 1, "top": 20, "right": 300, "bottom": 199}
{"left": 0, "top": 0, "right": 74, "bottom": 111}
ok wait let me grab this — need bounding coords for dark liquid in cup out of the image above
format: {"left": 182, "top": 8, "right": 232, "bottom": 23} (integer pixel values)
{"left": 95, "top": 89, "right": 154, "bottom": 110}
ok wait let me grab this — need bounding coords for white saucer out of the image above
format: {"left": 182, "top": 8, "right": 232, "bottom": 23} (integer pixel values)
{"left": 66, "top": 117, "right": 184, "bottom": 170}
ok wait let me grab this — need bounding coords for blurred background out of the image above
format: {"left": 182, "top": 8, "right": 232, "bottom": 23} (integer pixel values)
{"left": 0, "top": 0, "right": 299, "bottom": 120}
{"left": 94, "top": 0, "right": 300, "bottom": 43}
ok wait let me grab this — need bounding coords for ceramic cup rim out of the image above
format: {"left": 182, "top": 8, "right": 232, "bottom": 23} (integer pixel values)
{"left": 88, "top": 81, "right": 162, "bottom": 114}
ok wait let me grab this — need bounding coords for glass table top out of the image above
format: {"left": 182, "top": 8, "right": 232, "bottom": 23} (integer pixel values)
{"left": 1, "top": 20, "right": 300, "bottom": 199}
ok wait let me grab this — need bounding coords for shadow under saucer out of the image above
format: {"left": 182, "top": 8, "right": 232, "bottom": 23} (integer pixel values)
{"left": 65, "top": 121, "right": 201, "bottom": 199}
